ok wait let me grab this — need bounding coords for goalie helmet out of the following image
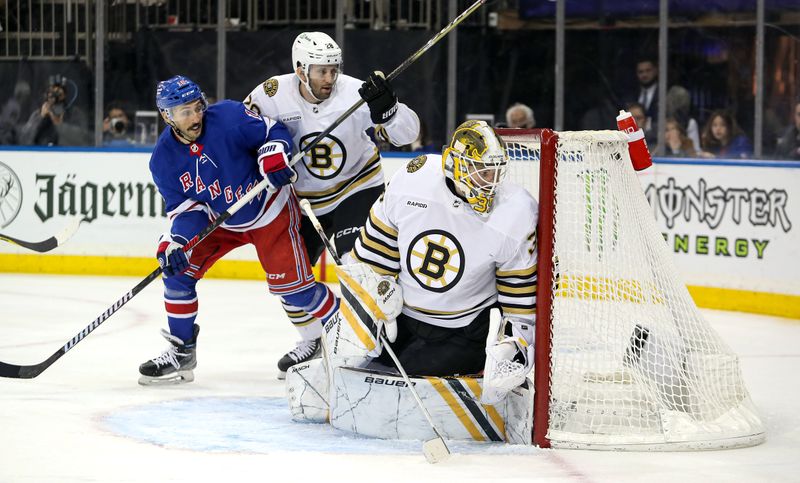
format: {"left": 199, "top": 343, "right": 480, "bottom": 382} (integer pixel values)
{"left": 442, "top": 120, "right": 508, "bottom": 216}
{"left": 292, "top": 32, "right": 342, "bottom": 100}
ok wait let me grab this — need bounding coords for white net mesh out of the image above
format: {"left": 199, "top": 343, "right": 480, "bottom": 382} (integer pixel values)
{"left": 501, "top": 129, "right": 765, "bottom": 450}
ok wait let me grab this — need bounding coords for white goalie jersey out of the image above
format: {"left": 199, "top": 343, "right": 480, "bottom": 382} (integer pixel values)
{"left": 244, "top": 73, "right": 420, "bottom": 215}
{"left": 352, "top": 154, "right": 539, "bottom": 328}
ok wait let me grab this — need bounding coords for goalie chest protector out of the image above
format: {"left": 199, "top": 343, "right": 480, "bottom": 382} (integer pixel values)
{"left": 368, "top": 153, "right": 538, "bottom": 328}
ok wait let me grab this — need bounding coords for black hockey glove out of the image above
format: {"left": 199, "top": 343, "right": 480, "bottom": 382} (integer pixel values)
{"left": 358, "top": 71, "right": 398, "bottom": 125}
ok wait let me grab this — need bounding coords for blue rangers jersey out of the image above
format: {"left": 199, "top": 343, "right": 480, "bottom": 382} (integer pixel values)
{"left": 149, "top": 100, "right": 293, "bottom": 242}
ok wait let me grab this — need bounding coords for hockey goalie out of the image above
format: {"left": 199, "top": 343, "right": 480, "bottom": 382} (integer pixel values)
{"left": 285, "top": 120, "right": 538, "bottom": 444}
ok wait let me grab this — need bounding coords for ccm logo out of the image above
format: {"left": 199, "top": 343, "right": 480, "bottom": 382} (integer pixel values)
{"left": 335, "top": 226, "right": 361, "bottom": 238}
{"left": 267, "top": 273, "right": 286, "bottom": 280}
{"left": 364, "top": 376, "right": 414, "bottom": 387}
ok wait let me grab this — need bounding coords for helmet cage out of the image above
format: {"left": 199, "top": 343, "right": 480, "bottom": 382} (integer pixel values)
{"left": 442, "top": 121, "right": 508, "bottom": 215}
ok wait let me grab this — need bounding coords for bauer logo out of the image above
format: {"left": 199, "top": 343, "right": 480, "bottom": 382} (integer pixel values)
{"left": 0, "top": 161, "right": 23, "bottom": 228}
{"left": 364, "top": 376, "right": 413, "bottom": 387}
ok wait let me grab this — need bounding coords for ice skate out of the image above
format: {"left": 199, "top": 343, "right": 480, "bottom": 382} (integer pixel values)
{"left": 277, "top": 338, "right": 321, "bottom": 380}
{"left": 138, "top": 324, "right": 199, "bottom": 385}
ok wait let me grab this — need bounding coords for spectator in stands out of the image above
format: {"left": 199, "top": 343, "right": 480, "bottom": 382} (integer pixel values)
{"left": 103, "top": 102, "right": 135, "bottom": 147}
{"left": 505, "top": 103, "right": 536, "bottom": 129}
{"left": 0, "top": 80, "right": 31, "bottom": 145}
{"left": 627, "top": 102, "right": 656, "bottom": 147}
{"left": 665, "top": 85, "right": 700, "bottom": 152}
{"left": 775, "top": 99, "right": 800, "bottom": 160}
{"left": 19, "top": 74, "right": 87, "bottom": 146}
{"left": 630, "top": 57, "right": 659, "bottom": 126}
{"left": 661, "top": 117, "right": 697, "bottom": 157}
{"left": 699, "top": 110, "right": 753, "bottom": 159}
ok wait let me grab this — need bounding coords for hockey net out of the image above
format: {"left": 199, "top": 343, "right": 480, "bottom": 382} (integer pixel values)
{"left": 497, "top": 128, "right": 765, "bottom": 450}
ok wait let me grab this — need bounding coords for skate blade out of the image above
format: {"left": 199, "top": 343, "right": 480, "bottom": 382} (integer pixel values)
{"left": 138, "top": 370, "right": 195, "bottom": 386}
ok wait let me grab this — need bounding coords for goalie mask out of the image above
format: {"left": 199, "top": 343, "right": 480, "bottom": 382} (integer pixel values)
{"left": 442, "top": 120, "right": 508, "bottom": 216}
{"left": 292, "top": 32, "right": 342, "bottom": 102}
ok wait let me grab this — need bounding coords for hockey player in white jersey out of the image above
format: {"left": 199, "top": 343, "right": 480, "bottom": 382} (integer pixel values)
{"left": 350, "top": 119, "right": 538, "bottom": 397}
{"left": 244, "top": 32, "right": 420, "bottom": 378}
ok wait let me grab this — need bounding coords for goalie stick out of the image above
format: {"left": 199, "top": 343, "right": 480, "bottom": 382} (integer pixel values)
{"left": 0, "top": 217, "right": 83, "bottom": 253}
{"left": 298, "top": 199, "right": 451, "bottom": 464}
{"left": 0, "top": 0, "right": 487, "bottom": 381}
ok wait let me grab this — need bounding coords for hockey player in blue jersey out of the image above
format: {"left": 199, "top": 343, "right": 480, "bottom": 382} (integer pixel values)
{"left": 138, "top": 75, "right": 338, "bottom": 385}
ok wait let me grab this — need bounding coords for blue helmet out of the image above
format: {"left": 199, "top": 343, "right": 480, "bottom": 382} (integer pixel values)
{"left": 155, "top": 75, "right": 206, "bottom": 114}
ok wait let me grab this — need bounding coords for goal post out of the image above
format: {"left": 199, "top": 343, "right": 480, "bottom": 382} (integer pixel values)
{"left": 496, "top": 128, "right": 765, "bottom": 451}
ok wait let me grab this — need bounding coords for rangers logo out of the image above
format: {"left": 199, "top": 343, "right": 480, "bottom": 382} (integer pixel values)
{"left": 264, "top": 78, "right": 279, "bottom": 97}
{"left": 406, "top": 155, "right": 427, "bottom": 173}
{"left": 406, "top": 229, "right": 465, "bottom": 293}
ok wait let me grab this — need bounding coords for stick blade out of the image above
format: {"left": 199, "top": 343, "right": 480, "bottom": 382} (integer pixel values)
{"left": 422, "top": 437, "right": 450, "bottom": 464}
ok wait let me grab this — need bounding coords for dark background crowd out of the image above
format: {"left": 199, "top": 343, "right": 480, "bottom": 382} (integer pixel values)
{"left": 0, "top": 0, "right": 798, "bottom": 160}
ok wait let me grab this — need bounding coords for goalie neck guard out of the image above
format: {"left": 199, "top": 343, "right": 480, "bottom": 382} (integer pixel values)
{"left": 442, "top": 120, "right": 508, "bottom": 216}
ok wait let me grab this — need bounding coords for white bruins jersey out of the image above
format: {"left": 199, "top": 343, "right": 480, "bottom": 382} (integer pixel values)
{"left": 352, "top": 154, "right": 538, "bottom": 328}
{"left": 244, "top": 73, "right": 420, "bottom": 215}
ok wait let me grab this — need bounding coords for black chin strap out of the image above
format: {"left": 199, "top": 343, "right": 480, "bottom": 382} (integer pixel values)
{"left": 167, "top": 119, "right": 194, "bottom": 144}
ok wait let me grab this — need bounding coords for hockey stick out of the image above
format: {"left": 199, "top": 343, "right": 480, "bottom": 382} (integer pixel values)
{"left": 299, "top": 199, "right": 451, "bottom": 464}
{"left": 0, "top": 217, "right": 83, "bottom": 253}
{"left": 0, "top": 0, "right": 486, "bottom": 380}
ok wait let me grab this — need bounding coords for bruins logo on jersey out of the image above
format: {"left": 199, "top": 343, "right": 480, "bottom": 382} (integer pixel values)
{"left": 406, "top": 155, "right": 427, "bottom": 173}
{"left": 406, "top": 229, "right": 465, "bottom": 293}
{"left": 263, "top": 78, "right": 279, "bottom": 97}
{"left": 298, "top": 132, "right": 348, "bottom": 179}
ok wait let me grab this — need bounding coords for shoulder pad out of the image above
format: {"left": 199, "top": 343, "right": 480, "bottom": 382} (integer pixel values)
{"left": 406, "top": 155, "right": 427, "bottom": 173}
{"left": 262, "top": 78, "right": 279, "bottom": 97}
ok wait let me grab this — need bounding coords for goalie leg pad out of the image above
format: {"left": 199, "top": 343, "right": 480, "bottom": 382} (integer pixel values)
{"left": 329, "top": 366, "right": 532, "bottom": 444}
{"left": 335, "top": 263, "right": 402, "bottom": 357}
{"left": 285, "top": 357, "right": 329, "bottom": 423}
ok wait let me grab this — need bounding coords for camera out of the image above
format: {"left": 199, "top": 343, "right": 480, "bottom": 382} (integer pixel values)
{"left": 110, "top": 117, "right": 127, "bottom": 134}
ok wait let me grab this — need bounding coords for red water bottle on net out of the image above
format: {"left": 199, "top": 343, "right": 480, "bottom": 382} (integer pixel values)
{"left": 616, "top": 109, "right": 652, "bottom": 171}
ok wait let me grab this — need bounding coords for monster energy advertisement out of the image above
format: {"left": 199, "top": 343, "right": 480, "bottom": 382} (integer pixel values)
{"left": 636, "top": 163, "right": 799, "bottom": 295}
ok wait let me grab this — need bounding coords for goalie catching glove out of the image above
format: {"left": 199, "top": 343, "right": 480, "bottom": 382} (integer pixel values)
{"left": 481, "top": 311, "right": 535, "bottom": 405}
{"left": 335, "top": 262, "right": 403, "bottom": 357}
{"left": 258, "top": 141, "right": 297, "bottom": 192}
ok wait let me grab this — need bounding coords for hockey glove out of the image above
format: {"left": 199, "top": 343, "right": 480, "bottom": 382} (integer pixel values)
{"left": 258, "top": 141, "right": 297, "bottom": 192}
{"left": 156, "top": 234, "right": 192, "bottom": 278}
{"left": 335, "top": 262, "right": 403, "bottom": 357}
{"left": 358, "top": 71, "right": 398, "bottom": 125}
{"left": 481, "top": 315, "right": 535, "bottom": 405}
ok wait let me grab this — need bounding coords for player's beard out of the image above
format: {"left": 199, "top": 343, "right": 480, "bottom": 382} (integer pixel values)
{"left": 311, "top": 80, "right": 333, "bottom": 100}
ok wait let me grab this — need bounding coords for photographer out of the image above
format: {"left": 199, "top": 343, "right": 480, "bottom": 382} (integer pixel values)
{"left": 102, "top": 102, "right": 134, "bottom": 147}
{"left": 20, "top": 74, "right": 86, "bottom": 146}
